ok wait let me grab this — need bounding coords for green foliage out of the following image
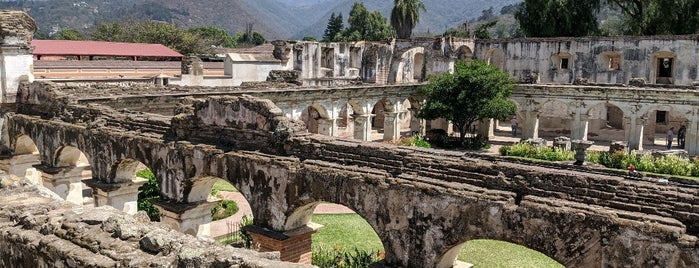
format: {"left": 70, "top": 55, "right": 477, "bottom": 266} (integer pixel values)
{"left": 418, "top": 60, "right": 516, "bottom": 142}
{"left": 499, "top": 143, "right": 574, "bottom": 161}
{"left": 395, "top": 135, "right": 431, "bottom": 148}
{"left": 136, "top": 169, "right": 160, "bottom": 221}
{"left": 654, "top": 155, "right": 692, "bottom": 176}
{"left": 473, "top": 20, "right": 497, "bottom": 39}
{"left": 516, "top": 0, "right": 601, "bottom": 37}
{"left": 323, "top": 12, "right": 344, "bottom": 42}
{"left": 211, "top": 200, "right": 239, "bottom": 221}
{"left": 236, "top": 23, "right": 267, "bottom": 47}
{"left": 91, "top": 21, "right": 208, "bottom": 55}
{"left": 460, "top": 239, "right": 564, "bottom": 268}
{"left": 52, "top": 29, "right": 84, "bottom": 40}
{"left": 339, "top": 2, "right": 395, "bottom": 41}
{"left": 312, "top": 245, "right": 383, "bottom": 268}
{"left": 608, "top": 0, "right": 699, "bottom": 35}
{"left": 390, "top": 0, "right": 427, "bottom": 39}
{"left": 188, "top": 26, "right": 237, "bottom": 48}
{"left": 302, "top": 36, "right": 318, "bottom": 41}
{"left": 239, "top": 215, "right": 254, "bottom": 249}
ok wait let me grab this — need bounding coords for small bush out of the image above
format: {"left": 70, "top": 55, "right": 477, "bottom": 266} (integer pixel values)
{"left": 396, "top": 135, "right": 431, "bottom": 148}
{"left": 137, "top": 169, "right": 160, "bottom": 221}
{"left": 500, "top": 143, "right": 573, "bottom": 161}
{"left": 691, "top": 158, "right": 699, "bottom": 177}
{"left": 654, "top": 155, "right": 692, "bottom": 176}
{"left": 211, "top": 200, "right": 239, "bottom": 221}
{"left": 312, "top": 244, "right": 383, "bottom": 268}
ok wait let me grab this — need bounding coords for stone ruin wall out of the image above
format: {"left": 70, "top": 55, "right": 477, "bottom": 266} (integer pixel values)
{"left": 0, "top": 173, "right": 312, "bottom": 268}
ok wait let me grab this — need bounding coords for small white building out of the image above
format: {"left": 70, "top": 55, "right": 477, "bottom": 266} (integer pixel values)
{"left": 224, "top": 52, "right": 288, "bottom": 86}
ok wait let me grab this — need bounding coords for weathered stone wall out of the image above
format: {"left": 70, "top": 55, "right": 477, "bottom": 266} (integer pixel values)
{"left": 475, "top": 35, "right": 699, "bottom": 86}
{"left": 0, "top": 173, "right": 312, "bottom": 268}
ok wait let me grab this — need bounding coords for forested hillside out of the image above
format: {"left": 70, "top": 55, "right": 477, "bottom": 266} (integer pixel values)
{"left": 0, "top": 0, "right": 521, "bottom": 40}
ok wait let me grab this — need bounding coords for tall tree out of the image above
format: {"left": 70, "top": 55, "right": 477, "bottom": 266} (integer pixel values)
{"left": 343, "top": 2, "right": 394, "bottom": 41}
{"left": 188, "top": 26, "right": 237, "bottom": 48}
{"left": 418, "top": 60, "right": 517, "bottom": 142}
{"left": 607, "top": 0, "right": 699, "bottom": 35}
{"left": 515, "top": 0, "right": 600, "bottom": 37}
{"left": 390, "top": 0, "right": 426, "bottom": 39}
{"left": 323, "top": 12, "right": 344, "bottom": 42}
{"left": 52, "top": 29, "right": 84, "bottom": 40}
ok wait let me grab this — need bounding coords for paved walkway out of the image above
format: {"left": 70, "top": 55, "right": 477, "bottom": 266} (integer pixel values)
{"left": 210, "top": 128, "right": 676, "bottom": 238}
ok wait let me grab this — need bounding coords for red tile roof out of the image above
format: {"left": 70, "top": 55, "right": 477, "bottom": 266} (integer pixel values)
{"left": 31, "top": 40, "right": 183, "bottom": 58}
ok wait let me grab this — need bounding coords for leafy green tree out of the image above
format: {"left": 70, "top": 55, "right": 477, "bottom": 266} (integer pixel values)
{"left": 323, "top": 12, "right": 344, "bottom": 42}
{"left": 136, "top": 169, "right": 160, "bottom": 221}
{"left": 342, "top": 2, "right": 395, "bottom": 41}
{"left": 607, "top": 0, "right": 699, "bottom": 35}
{"left": 91, "top": 21, "right": 208, "bottom": 55}
{"left": 473, "top": 20, "right": 497, "bottom": 39}
{"left": 234, "top": 22, "right": 266, "bottom": 47}
{"left": 188, "top": 26, "right": 237, "bottom": 48}
{"left": 418, "top": 60, "right": 516, "bottom": 142}
{"left": 390, "top": 0, "right": 426, "bottom": 39}
{"left": 52, "top": 28, "right": 84, "bottom": 40}
{"left": 90, "top": 22, "right": 131, "bottom": 42}
{"left": 515, "top": 0, "right": 601, "bottom": 37}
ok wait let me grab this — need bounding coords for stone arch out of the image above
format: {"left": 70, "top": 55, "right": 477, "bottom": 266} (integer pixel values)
{"left": 372, "top": 98, "right": 395, "bottom": 130}
{"left": 110, "top": 158, "right": 150, "bottom": 183}
{"left": 537, "top": 99, "right": 574, "bottom": 138}
{"left": 337, "top": 102, "right": 353, "bottom": 138}
{"left": 651, "top": 51, "right": 676, "bottom": 85}
{"left": 14, "top": 135, "right": 38, "bottom": 155}
{"left": 640, "top": 103, "right": 689, "bottom": 146}
{"left": 391, "top": 47, "right": 426, "bottom": 84}
{"left": 186, "top": 176, "right": 227, "bottom": 203}
{"left": 585, "top": 102, "right": 626, "bottom": 142}
{"left": 485, "top": 48, "right": 506, "bottom": 70}
{"left": 300, "top": 104, "right": 330, "bottom": 134}
{"left": 50, "top": 145, "right": 92, "bottom": 205}
{"left": 455, "top": 46, "right": 473, "bottom": 62}
{"left": 54, "top": 145, "right": 90, "bottom": 168}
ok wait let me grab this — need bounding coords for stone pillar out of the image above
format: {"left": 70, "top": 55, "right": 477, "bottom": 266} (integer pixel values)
{"left": 522, "top": 111, "right": 540, "bottom": 139}
{"left": 477, "top": 119, "right": 495, "bottom": 139}
{"left": 353, "top": 114, "right": 373, "bottom": 141}
{"left": 36, "top": 165, "right": 89, "bottom": 205}
{"left": 383, "top": 112, "right": 401, "bottom": 141}
{"left": 571, "top": 114, "right": 589, "bottom": 141}
{"left": 624, "top": 116, "right": 645, "bottom": 151}
{"left": 152, "top": 200, "right": 218, "bottom": 237}
{"left": 85, "top": 178, "right": 148, "bottom": 214}
{"left": 686, "top": 115, "right": 699, "bottom": 155}
{"left": 245, "top": 223, "right": 323, "bottom": 264}
{"left": 317, "top": 118, "right": 338, "bottom": 137}
{"left": 0, "top": 153, "right": 41, "bottom": 183}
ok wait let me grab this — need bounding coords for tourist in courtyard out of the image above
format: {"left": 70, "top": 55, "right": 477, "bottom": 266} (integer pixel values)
{"left": 511, "top": 116, "right": 518, "bottom": 137}
{"left": 667, "top": 127, "right": 675, "bottom": 149}
{"left": 678, "top": 124, "right": 686, "bottom": 149}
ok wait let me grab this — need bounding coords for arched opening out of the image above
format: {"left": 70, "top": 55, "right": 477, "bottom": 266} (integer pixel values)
{"left": 50, "top": 145, "right": 92, "bottom": 205}
{"left": 185, "top": 177, "right": 251, "bottom": 240}
{"left": 407, "top": 97, "right": 423, "bottom": 135}
{"left": 413, "top": 53, "right": 425, "bottom": 81}
{"left": 134, "top": 167, "right": 161, "bottom": 221}
{"left": 371, "top": 99, "right": 394, "bottom": 140}
{"left": 485, "top": 48, "right": 506, "bottom": 70}
{"left": 645, "top": 105, "right": 688, "bottom": 149}
{"left": 537, "top": 100, "right": 572, "bottom": 139}
{"left": 300, "top": 105, "right": 324, "bottom": 134}
{"left": 438, "top": 239, "right": 564, "bottom": 268}
{"left": 337, "top": 103, "right": 353, "bottom": 138}
{"left": 455, "top": 46, "right": 473, "bottom": 62}
{"left": 286, "top": 202, "right": 385, "bottom": 267}
{"left": 587, "top": 103, "right": 626, "bottom": 142}
{"left": 91, "top": 158, "right": 155, "bottom": 215}
{"left": 8, "top": 135, "right": 41, "bottom": 182}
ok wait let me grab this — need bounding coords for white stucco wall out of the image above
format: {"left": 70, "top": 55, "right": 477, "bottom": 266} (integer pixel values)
{"left": 1, "top": 53, "right": 34, "bottom": 103}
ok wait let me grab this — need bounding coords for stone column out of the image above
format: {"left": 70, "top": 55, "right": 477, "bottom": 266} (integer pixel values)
{"left": 571, "top": 114, "right": 589, "bottom": 141}
{"left": 686, "top": 113, "right": 699, "bottom": 155}
{"left": 85, "top": 178, "right": 148, "bottom": 214}
{"left": 383, "top": 112, "right": 401, "bottom": 141}
{"left": 245, "top": 223, "right": 323, "bottom": 264}
{"left": 317, "top": 118, "right": 338, "bottom": 137}
{"left": 477, "top": 119, "right": 495, "bottom": 139}
{"left": 0, "top": 153, "right": 41, "bottom": 183}
{"left": 624, "top": 116, "right": 645, "bottom": 151}
{"left": 152, "top": 199, "right": 218, "bottom": 237}
{"left": 522, "top": 111, "right": 540, "bottom": 139}
{"left": 35, "top": 165, "right": 89, "bottom": 205}
{"left": 353, "top": 114, "right": 373, "bottom": 141}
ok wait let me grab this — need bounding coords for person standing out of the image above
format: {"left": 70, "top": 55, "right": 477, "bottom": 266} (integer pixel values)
{"left": 678, "top": 124, "right": 686, "bottom": 149}
{"left": 666, "top": 127, "right": 675, "bottom": 149}
{"left": 510, "top": 116, "right": 518, "bottom": 137}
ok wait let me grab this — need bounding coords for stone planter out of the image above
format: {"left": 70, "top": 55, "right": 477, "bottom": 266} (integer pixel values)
{"left": 571, "top": 140, "right": 594, "bottom": 165}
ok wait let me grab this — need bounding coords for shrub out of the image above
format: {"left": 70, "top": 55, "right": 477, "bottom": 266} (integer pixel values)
{"left": 312, "top": 244, "right": 383, "bottom": 268}
{"left": 137, "top": 169, "right": 160, "bottom": 221}
{"left": 500, "top": 143, "right": 573, "bottom": 161}
{"left": 211, "top": 200, "right": 239, "bottom": 221}
{"left": 635, "top": 153, "right": 656, "bottom": 173}
{"left": 654, "top": 155, "right": 692, "bottom": 176}
{"left": 395, "top": 135, "right": 431, "bottom": 148}
{"left": 691, "top": 158, "right": 699, "bottom": 177}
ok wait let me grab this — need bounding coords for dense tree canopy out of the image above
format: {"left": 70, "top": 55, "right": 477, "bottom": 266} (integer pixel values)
{"left": 418, "top": 60, "right": 517, "bottom": 141}
{"left": 390, "top": 0, "right": 426, "bottom": 39}
{"left": 188, "top": 26, "right": 237, "bottom": 48}
{"left": 322, "top": 12, "right": 344, "bottom": 42}
{"left": 515, "top": 0, "right": 601, "bottom": 37}
{"left": 608, "top": 0, "right": 699, "bottom": 35}
{"left": 321, "top": 2, "right": 394, "bottom": 41}
{"left": 52, "top": 29, "right": 84, "bottom": 40}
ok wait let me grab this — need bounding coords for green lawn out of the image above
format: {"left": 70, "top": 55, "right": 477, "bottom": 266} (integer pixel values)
{"left": 211, "top": 180, "right": 238, "bottom": 197}
{"left": 312, "top": 213, "right": 563, "bottom": 267}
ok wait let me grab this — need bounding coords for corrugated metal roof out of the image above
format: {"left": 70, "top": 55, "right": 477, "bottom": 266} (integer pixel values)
{"left": 226, "top": 52, "right": 278, "bottom": 63}
{"left": 31, "top": 40, "right": 184, "bottom": 58}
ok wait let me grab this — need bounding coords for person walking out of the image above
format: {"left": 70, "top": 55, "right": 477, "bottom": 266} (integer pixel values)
{"left": 667, "top": 127, "right": 675, "bottom": 149}
{"left": 678, "top": 124, "right": 686, "bottom": 149}
{"left": 511, "top": 116, "right": 518, "bottom": 137}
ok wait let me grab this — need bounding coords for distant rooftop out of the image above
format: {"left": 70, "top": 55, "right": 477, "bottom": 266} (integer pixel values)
{"left": 31, "top": 40, "right": 183, "bottom": 59}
